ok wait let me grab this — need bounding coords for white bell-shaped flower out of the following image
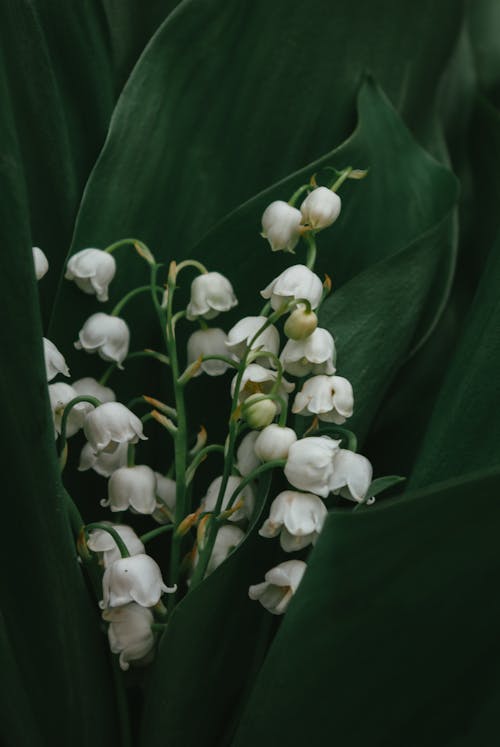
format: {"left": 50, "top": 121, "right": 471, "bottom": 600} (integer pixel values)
{"left": 330, "top": 449, "right": 373, "bottom": 503}
{"left": 43, "top": 337, "right": 69, "bottom": 381}
{"left": 153, "top": 473, "right": 177, "bottom": 524}
{"left": 260, "top": 264, "right": 323, "bottom": 311}
{"left": 100, "top": 554, "right": 174, "bottom": 609}
{"left": 78, "top": 441, "right": 128, "bottom": 477}
{"left": 292, "top": 374, "right": 353, "bottom": 424}
{"left": 284, "top": 436, "right": 341, "bottom": 498}
{"left": 102, "top": 603, "right": 155, "bottom": 671}
{"left": 254, "top": 425, "right": 297, "bottom": 462}
{"left": 249, "top": 559, "right": 307, "bottom": 615}
{"left": 261, "top": 201, "right": 303, "bottom": 252}
{"left": 194, "top": 524, "right": 245, "bottom": 578}
{"left": 186, "top": 272, "right": 237, "bottom": 320}
{"left": 231, "top": 363, "right": 294, "bottom": 407}
{"left": 201, "top": 475, "right": 254, "bottom": 522}
{"left": 49, "top": 382, "right": 92, "bottom": 438}
{"left": 87, "top": 524, "right": 145, "bottom": 567}
{"left": 102, "top": 465, "right": 157, "bottom": 514}
{"left": 32, "top": 246, "right": 49, "bottom": 280}
{"left": 226, "top": 316, "right": 280, "bottom": 365}
{"left": 283, "top": 307, "right": 318, "bottom": 341}
{"left": 280, "top": 327, "right": 336, "bottom": 377}
{"left": 259, "top": 490, "right": 327, "bottom": 551}
{"left": 235, "top": 431, "right": 261, "bottom": 477}
{"left": 187, "top": 328, "right": 231, "bottom": 376}
{"left": 75, "top": 313, "right": 130, "bottom": 368}
{"left": 72, "top": 377, "right": 116, "bottom": 403}
{"left": 65, "top": 248, "right": 117, "bottom": 302}
{"left": 300, "top": 186, "right": 341, "bottom": 230}
{"left": 83, "top": 402, "right": 147, "bottom": 454}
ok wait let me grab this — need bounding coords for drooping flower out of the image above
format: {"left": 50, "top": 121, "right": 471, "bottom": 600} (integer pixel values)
{"left": 230, "top": 363, "right": 294, "bottom": 407}
{"left": 193, "top": 525, "right": 245, "bottom": 578}
{"left": 283, "top": 307, "right": 318, "bottom": 341}
{"left": 32, "top": 246, "right": 48, "bottom": 280}
{"left": 72, "top": 377, "right": 116, "bottom": 403}
{"left": 78, "top": 441, "right": 128, "bottom": 477}
{"left": 43, "top": 337, "right": 69, "bottom": 381}
{"left": 249, "top": 559, "right": 307, "bottom": 615}
{"left": 186, "top": 272, "right": 237, "bottom": 320}
{"left": 152, "top": 473, "right": 177, "bottom": 524}
{"left": 201, "top": 475, "right": 254, "bottom": 523}
{"left": 280, "top": 328, "right": 336, "bottom": 377}
{"left": 292, "top": 374, "right": 353, "bottom": 424}
{"left": 102, "top": 603, "right": 155, "bottom": 671}
{"left": 74, "top": 313, "right": 130, "bottom": 368}
{"left": 260, "top": 264, "right": 323, "bottom": 311}
{"left": 186, "top": 328, "right": 231, "bottom": 376}
{"left": 65, "top": 248, "right": 117, "bottom": 302}
{"left": 330, "top": 449, "right": 373, "bottom": 503}
{"left": 100, "top": 554, "right": 174, "bottom": 609}
{"left": 102, "top": 465, "right": 158, "bottom": 514}
{"left": 83, "top": 402, "right": 147, "bottom": 454}
{"left": 87, "top": 524, "right": 145, "bottom": 567}
{"left": 284, "top": 436, "right": 341, "bottom": 497}
{"left": 261, "top": 201, "right": 302, "bottom": 252}
{"left": 226, "top": 316, "right": 280, "bottom": 365}
{"left": 300, "top": 186, "right": 341, "bottom": 230}
{"left": 235, "top": 431, "right": 261, "bottom": 477}
{"left": 254, "top": 424, "right": 297, "bottom": 462}
{"left": 48, "top": 382, "right": 92, "bottom": 438}
{"left": 259, "top": 490, "right": 327, "bottom": 551}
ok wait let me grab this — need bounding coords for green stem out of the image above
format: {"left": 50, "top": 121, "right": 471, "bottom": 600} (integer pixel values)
{"left": 111, "top": 657, "right": 133, "bottom": 747}
{"left": 330, "top": 166, "right": 352, "bottom": 192}
{"left": 140, "top": 525, "right": 174, "bottom": 544}
{"left": 85, "top": 523, "right": 131, "bottom": 558}
{"left": 185, "top": 444, "right": 225, "bottom": 484}
{"left": 288, "top": 183, "right": 310, "bottom": 206}
{"left": 99, "top": 349, "right": 170, "bottom": 386}
{"left": 111, "top": 285, "right": 163, "bottom": 316}
{"left": 225, "top": 459, "right": 285, "bottom": 511}
{"left": 175, "top": 259, "right": 208, "bottom": 275}
{"left": 304, "top": 233, "right": 317, "bottom": 270}
{"left": 59, "top": 395, "right": 101, "bottom": 467}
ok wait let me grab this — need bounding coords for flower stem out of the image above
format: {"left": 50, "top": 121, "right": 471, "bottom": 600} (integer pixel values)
{"left": 140, "top": 525, "right": 174, "bottom": 544}
{"left": 85, "top": 523, "right": 131, "bottom": 558}
{"left": 58, "top": 395, "right": 101, "bottom": 469}
{"left": 111, "top": 285, "right": 163, "bottom": 316}
{"left": 304, "top": 233, "right": 317, "bottom": 270}
{"left": 329, "top": 166, "right": 352, "bottom": 192}
{"left": 185, "top": 444, "right": 225, "bottom": 484}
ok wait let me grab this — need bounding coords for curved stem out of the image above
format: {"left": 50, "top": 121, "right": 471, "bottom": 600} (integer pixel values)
{"left": 175, "top": 259, "right": 208, "bottom": 275}
{"left": 85, "top": 523, "right": 131, "bottom": 558}
{"left": 111, "top": 284, "right": 163, "bottom": 316}
{"left": 99, "top": 349, "right": 170, "bottom": 386}
{"left": 185, "top": 444, "right": 225, "bottom": 484}
{"left": 225, "top": 459, "right": 285, "bottom": 511}
{"left": 329, "top": 166, "right": 352, "bottom": 192}
{"left": 304, "top": 233, "right": 317, "bottom": 270}
{"left": 59, "top": 395, "right": 101, "bottom": 468}
{"left": 140, "top": 524, "right": 174, "bottom": 544}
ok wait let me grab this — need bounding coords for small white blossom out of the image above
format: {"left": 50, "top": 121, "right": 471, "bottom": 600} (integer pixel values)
{"left": 187, "top": 328, "right": 231, "bottom": 376}
{"left": 280, "top": 328, "right": 336, "bottom": 377}
{"left": 87, "top": 524, "right": 145, "bottom": 567}
{"left": 254, "top": 425, "right": 297, "bottom": 462}
{"left": 100, "top": 554, "right": 174, "bottom": 609}
{"left": 260, "top": 264, "right": 323, "bottom": 311}
{"left": 32, "top": 246, "right": 48, "bottom": 280}
{"left": 259, "top": 490, "right": 327, "bottom": 551}
{"left": 284, "top": 436, "right": 341, "bottom": 498}
{"left": 43, "top": 337, "right": 69, "bottom": 381}
{"left": 249, "top": 559, "right": 307, "bottom": 615}
{"left": 194, "top": 525, "right": 245, "bottom": 578}
{"left": 330, "top": 449, "right": 373, "bottom": 503}
{"left": 230, "top": 363, "right": 294, "bottom": 407}
{"left": 78, "top": 441, "right": 128, "bottom": 477}
{"left": 236, "top": 431, "right": 261, "bottom": 477}
{"left": 226, "top": 316, "right": 280, "bottom": 365}
{"left": 186, "top": 272, "right": 237, "bottom": 320}
{"left": 261, "top": 201, "right": 302, "bottom": 252}
{"left": 102, "top": 603, "right": 155, "bottom": 671}
{"left": 48, "top": 382, "right": 92, "bottom": 438}
{"left": 153, "top": 473, "right": 176, "bottom": 524}
{"left": 75, "top": 313, "right": 130, "bottom": 368}
{"left": 65, "top": 248, "right": 116, "bottom": 302}
{"left": 102, "top": 465, "right": 158, "bottom": 514}
{"left": 72, "top": 377, "right": 116, "bottom": 403}
{"left": 83, "top": 402, "right": 147, "bottom": 454}
{"left": 300, "top": 186, "right": 341, "bottom": 230}
{"left": 292, "top": 375, "right": 353, "bottom": 424}
{"left": 201, "top": 475, "right": 254, "bottom": 522}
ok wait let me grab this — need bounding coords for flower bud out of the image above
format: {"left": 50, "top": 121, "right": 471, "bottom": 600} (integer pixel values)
{"left": 102, "top": 465, "right": 158, "bottom": 514}
{"left": 43, "top": 337, "right": 69, "bottom": 381}
{"left": 254, "top": 425, "right": 297, "bottom": 462}
{"left": 300, "top": 186, "right": 341, "bottom": 230}
{"left": 186, "top": 328, "right": 231, "bottom": 376}
{"left": 83, "top": 402, "right": 147, "bottom": 454}
{"left": 100, "top": 554, "right": 175, "bottom": 609}
{"left": 249, "top": 560, "right": 306, "bottom": 615}
{"left": 65, "top": 248, "right": 116, "bottom": 302}
{"left": 260, "top": 264, "right": 323, "bottom": 311}
{"left": 261, "top": 201, "right": 302, "bottom": 252}
{"left": 242, "top": 394, "right": 277, "bottom": 429}
{"left": 186, "top": 272, "right": 237, "bottom": 320}
{"left": 32, "top": 246, "right": 48, "bottom": 280}
{"left": 102, "top": 603, "right": 154, "bottom": 671}
{"left": 231, "top": 363, "right": 294, "bottom": 409}
{"left": 284, "top": 308, "right": 318, "bottom": 340}
{"left": 75, "top": 313, "right": 130, "bottom": 368}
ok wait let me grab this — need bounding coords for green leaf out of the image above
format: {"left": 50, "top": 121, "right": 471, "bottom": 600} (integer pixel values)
{"left": 232, "top": 465, "right": 500, "bottom": 746}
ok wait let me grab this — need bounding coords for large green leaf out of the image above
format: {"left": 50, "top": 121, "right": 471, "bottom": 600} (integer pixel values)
{"left": 232, "top": 466, "right": 500, "bottom": 746}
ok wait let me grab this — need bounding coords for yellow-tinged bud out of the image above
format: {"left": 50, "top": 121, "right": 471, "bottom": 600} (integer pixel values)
{"left": 242, "top": 394, "right": 277, "bottom": 429}
{"left": 284, "top": 308, "right": 318, "bottom": 340}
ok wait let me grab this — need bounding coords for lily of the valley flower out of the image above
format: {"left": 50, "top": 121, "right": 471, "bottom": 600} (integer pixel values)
{"left": 87, "top": 524, "right": 145, "bottom": 567}
{"left": 78, "top": 441, "right": 128, "bottom": 477}
{"left": 280, "top": 327, "right": 336, "bottom": 377}
{"left": 254, "top": 424, "right": 297, "bottom": 462}
{"left": 186, "top": 272, "right": 237, "bottom": 320}
{"left": 72, "top": 377, "right": 116, "bottom": 403}
{"left": 201, "top": 475, "right": 254, "bottom": 522}
{"left": 283, "top": 307, "right": 318, "bottom": 341}
{"left": 83, "top": 402, "right": 147, "bottom": 454}
{"left": 300, "top": 186, "right": 341, "bottom": 230}
{"left": 226, "top": 316, "right": 280, "bottom": 364}
{"left": 32, "top": 246, "right": 48, "bottom": 280}
{"left": 65, "top": 248, "right": 117, "bottom": 302}
{"left": 249, "top": 559, "right": 307, "bottom": 615}
{"left": 260, "top": 264, "right": 323, "bottom": 311}
{"left": 102, "top": 465, "right": 158, "bottom": 514}
{"left": 330, "top": 449, "right": 373, "bottom": 503}
{"left": 194, "top": 524, "right": 245, "bottom": 578}
{"left": 284, "top": 436, "right": 341, "bottom": 497}
{"left": 230, "top": 363, "right": 294, "bottom": 406}
{"left": 242, "top": 394, "right": 277, "bottom": 429}
{"left": 43, "top": 337, "right": 69, "bottom": 381}
{"left": 235, "top": 431, "right": 261, "bottom": 477}
{"left": 102, "top": 603, "right": 155, "bottom": 671}
{"left": 292, "top": 374, "right": 354, "bottom": 424}
{"left": 100, "top": 554, "right": 174, "bottom": 609}
{"left": 152, "top": 473, "right": 177, "bottom": 524}
{"left": 261, "top": 201, "right": 302, "bottom": 252}
{"left": 75, "top": 313, "right": 130, "bottom": 368}
{"left": 259, "top": 490, "right": 327, "bottom": 551}
{"left": 49, "top": 382, "right": 92, "bottom": 438}
{"left": 186, "top": 328, "right": 231, "bottom": 376}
